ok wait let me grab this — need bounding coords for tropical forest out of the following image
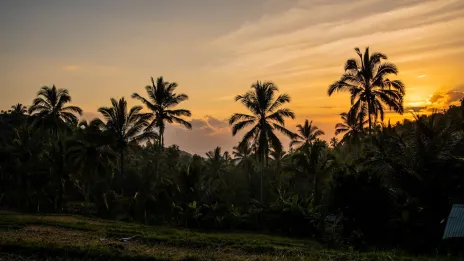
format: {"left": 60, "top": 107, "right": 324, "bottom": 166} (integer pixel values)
{"left": 0, "top": 47, "right": 463, "bottom": 260}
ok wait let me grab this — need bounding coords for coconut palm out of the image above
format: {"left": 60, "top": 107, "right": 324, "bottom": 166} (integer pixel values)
{"left": 67, "top": 136, "right": 116, "bottom": 205}
{"left": 8, "top": 104, "right": 27, "bottom": 115}
{"left": 27, "top": 85, "right": 82, "bottom": 211}
{"left": 269, "top": 147, "right": 287, "bottom": 189}
{"left": 7, "top": 126, "right": 48, "bottom": 211}
{"left": 28, "top": 85, "right": 82, "bottom": 134}
{"left": 206, "top": 146, "right": 229, "bottom": 172}
{"left": 230, "top": 81, "right": 296, "bottom": 203}
{"left": 330, "top": 137, "right": 338, "bottom": 148}
{"left": 328, "top": 47, "right": 405, "bottom": 132}
{"left": 132, "top": 76, "right": 191, "bottom": 150}
{"left": 290, "top": 120, "right": 325, "bottom": 151}
{"left": 98, "top": 97, "right": 157, "bottom": 179}
{"left": 335, "top": 112, "right": 366, "bottom": 144}
{"left": 203, "top": 147, "right": 229, "bottom": 201}
{"left": 232, "top": 142, "right": 253, "bottom": 165}
{"left": 292, "top": 138, "right": 328, "bottom": 205}
{"left": 230, "top": 81, "right": 296, "bottom": 162}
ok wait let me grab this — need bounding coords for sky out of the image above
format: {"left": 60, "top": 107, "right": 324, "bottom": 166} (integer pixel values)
{"left": 1, "top": 0, "right": 463, "bottom": 155}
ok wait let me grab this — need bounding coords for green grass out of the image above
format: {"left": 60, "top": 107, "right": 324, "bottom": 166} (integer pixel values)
{"left": 0, "top": 212, "right": 446, "bottom": 260}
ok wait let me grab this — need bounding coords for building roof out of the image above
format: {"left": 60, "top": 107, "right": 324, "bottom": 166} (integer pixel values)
{"left": 443, "top": 204, "right": 464, "bottom": 240}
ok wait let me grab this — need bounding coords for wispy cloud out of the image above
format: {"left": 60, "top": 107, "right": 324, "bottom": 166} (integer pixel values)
{"left": 210, "top": 0, "right": 464, "bottom": 81}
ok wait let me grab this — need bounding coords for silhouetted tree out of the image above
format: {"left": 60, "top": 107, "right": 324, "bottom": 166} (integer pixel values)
{"left": 28, "top": 85, "right": 82, "bottom": 134}
{"left": 335, "top": 112, "right": 366, "bottom": 144}
{"left": 229, "top": 81, "right": 296, "bottom": 203}
{"left": 132, "top": 77, "right": 191, "bottom": 150}
{"left": 98, "top": 98, "right": 157, "bottom": 184}
{"left": 328, "top": 47, "right": 405, "bottom": 132}
{"left": 290, "top": 120, "right": 325, "bottom": 151}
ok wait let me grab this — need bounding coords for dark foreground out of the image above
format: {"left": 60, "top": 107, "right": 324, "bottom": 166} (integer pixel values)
{"left": 0, "top": 213, "right": 447, "bottom": 261}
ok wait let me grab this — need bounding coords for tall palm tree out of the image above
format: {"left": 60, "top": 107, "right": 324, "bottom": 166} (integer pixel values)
{"left": 98, "top": 97, "right": 157, "bottom": 180}
{"left": 290, "top": 120, "right": 325, "bottom": 151}
{"left": 28, "top": 85, "right": 83, "bottom": 134}
{"left": 132, "top": 76, "right": 191, "bottom": 150}
{"left": 28, "top": 85, "right": 82, "bottom": 211}
{"left": 230, "top": 81, "right": 296, "bottom": 203}
{"left": 335, "top": 112, "right": 366, "bottom": 144}
{"left": 328, "top": 47, "right": 405, "bottom": 132}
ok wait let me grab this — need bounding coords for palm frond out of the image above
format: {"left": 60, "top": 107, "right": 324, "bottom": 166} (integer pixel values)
{"left": 232, "top": 119, "right": 255, "bottom": 135}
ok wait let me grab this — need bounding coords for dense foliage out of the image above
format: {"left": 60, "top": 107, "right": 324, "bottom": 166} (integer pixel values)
{"left": 1, "top": 48, "right": 463, "bottom": 255}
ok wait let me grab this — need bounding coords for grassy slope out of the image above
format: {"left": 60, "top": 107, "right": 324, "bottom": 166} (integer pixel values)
{"left": 0, "top": 212, "right": 444, "bottom": 261}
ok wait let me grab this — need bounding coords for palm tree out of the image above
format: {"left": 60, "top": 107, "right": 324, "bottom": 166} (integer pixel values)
{"left": 67, "top": 135, "right": 116, "bottom": 205}
{"left": 232, "top": 142, "right": 254, "bottom": 167}
{"left": 292, "top": 138, "right": 328, "bottom": 206}
{"left": 335, "top": 112, "right": 366, "bottom": 144}
{"left": 98, "top": 97, "right": 157, "bottom": 181}
{"left": 206, "top": 147, "right": 229, "bottom": 172}
{"left": 203, "top": 147, "right": 229, "bottom": 202}
{"left": 290, "top": 120, "right": 325, "bottom": 151}
{"left": 330, "top": 137, "right": 338, "bottom": 148}
{"left": 328, "top": 47, "right": 405, "bottom": 132}
{"left": 7, "top": 126, "right": 48, "bottom": 211}
{"left": 28, "top": 85, "right": 82, "bottom": 211}
{"left": 229, "top": 81, "right": 296, "bottom": 203}
{"left": 8, "top": 104, "right": 27, "bottom": 115}
{"left": 28, "top": 85, "right": 83, "bottom": 134}
{"left": 132, "top": 76, "right": 191, "bottom": 150}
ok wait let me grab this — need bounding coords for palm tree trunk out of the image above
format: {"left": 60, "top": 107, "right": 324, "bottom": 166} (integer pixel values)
{"left": 313, "top": 172, "right": 318, "bottom": 206}
{"left": 368, "top": 115, "right": 372, "bottom": 134}
{"left": 160, "top": 125, "right": 165, "bottom": 151}
{"left": 119, "top": 149, "right": 124, "bottom": 194}
{"left": 120, "top": 149, "right": 124, "bottom": 178}
{"left": 260, "top": 164, "right": 263, "bottom": 204}
{"left": 367, "top": 101, "right": 372, "bottom": 134}
{"left": 57, "top": 142, "right": 64, "bottom": 212}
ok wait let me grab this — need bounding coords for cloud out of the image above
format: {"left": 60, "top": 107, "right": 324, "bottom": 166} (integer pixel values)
{"left": 191, "top": 119, "right": 208, "bottom": 128}
{"left": 160, "top": 115, "right": 235, "bottom": 155}
{"left": 205, "top": 115, "right": 228, "bottom": 128}
{"left": 210, "top": 0, "right": 464, "bottom": 81}
{"left": 405, "top": 106, "right": 427, "bottom": 112}
{"left": 164, "top": 117, "right": 237, "bottom": 155}
{"left": 428, "top": 94, "right": 444, "bottom": 104}
{"left": 446, "top": 85, "right": 464, "bottom": 103}
{"left": 426, "top": 84, "right": 464, "bottom": 110}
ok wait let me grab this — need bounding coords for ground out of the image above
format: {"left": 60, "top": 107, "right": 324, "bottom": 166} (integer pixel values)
{"left": 0, "top": 212, "right": 445, "bottom": 260}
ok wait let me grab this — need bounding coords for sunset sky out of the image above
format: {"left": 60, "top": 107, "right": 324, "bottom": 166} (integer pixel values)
{"left": 1, "top": 0, "right": 463, "bottom": 154}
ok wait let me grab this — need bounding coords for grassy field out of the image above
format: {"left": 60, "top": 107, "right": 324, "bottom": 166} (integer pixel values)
{"left": 0, "top": 212, "right": 447, "bottom": 261}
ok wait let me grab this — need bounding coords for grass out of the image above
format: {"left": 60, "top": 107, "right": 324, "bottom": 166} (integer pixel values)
{"left": 0, "top": 212, "right": 447, "bottom": 260}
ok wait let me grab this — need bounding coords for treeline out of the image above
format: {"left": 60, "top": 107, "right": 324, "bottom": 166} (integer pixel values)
{"left": 0, "top": 47, "right": 463, "bottom": 253}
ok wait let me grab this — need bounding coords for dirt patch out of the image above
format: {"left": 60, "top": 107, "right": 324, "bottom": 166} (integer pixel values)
{"left": 0, "top": 225, "right": 97, "bottom": 246}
